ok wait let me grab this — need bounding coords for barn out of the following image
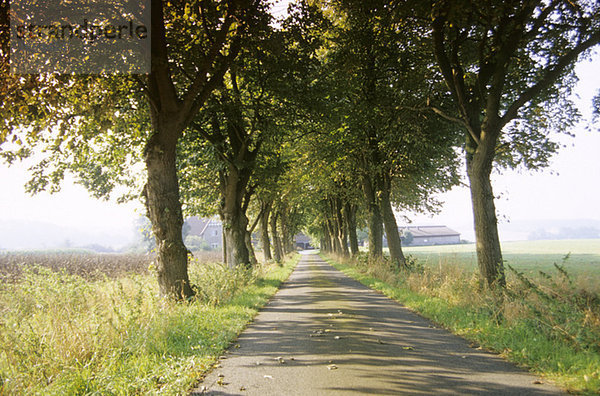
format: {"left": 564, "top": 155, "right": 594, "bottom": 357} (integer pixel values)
{"left": 398, "top": 225, "right": 461, "bottom": 246}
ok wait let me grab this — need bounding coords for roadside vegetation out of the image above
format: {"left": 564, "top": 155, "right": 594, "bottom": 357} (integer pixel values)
{"left": 0, "top": 252, "right": 298, "bottom": 395}
{"left": 328, "top": 247, "right": 600, "bottom": 395}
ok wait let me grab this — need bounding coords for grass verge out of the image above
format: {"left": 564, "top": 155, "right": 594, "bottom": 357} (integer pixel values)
{"left": 326, "top": 254, "right": 600, "bottom": 395}
{"left": 0, "top": 254, "right": 299, "bottom": 395}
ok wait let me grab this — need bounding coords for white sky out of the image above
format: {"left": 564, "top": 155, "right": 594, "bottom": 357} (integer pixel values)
{"left": 0, "top": 37, "right": 598, "bottom": 246}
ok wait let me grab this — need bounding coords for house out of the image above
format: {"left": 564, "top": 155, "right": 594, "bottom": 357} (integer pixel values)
{"left": 398, "top": 225, "right": 461, "bottom": 246}
{"left": 295, "top": 233, "right": 312, "bottom": 250}
{"left": 186, "top": 216, "right": 223, "bottom": 250}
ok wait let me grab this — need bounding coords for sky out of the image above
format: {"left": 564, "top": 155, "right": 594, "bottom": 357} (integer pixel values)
{"left": 403, "top": 55, "right": 600, "bottom": 240}
{"left": 1, "top": 13, "right": 599, "bottom": 248}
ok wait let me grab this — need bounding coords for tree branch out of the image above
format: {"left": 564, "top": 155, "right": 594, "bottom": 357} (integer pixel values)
{"left": 500, "top": 31, "right": 600, "bottom": 127}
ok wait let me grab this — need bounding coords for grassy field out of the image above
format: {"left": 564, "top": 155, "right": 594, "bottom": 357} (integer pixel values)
{"left": 330, "top": 239, "right": 600, "bottom": 395}
{"left": 404, "top": 239, "right": 600, "bottom": 284}
{"left": 0, "top": 251, "right": 298, "bottom": 395}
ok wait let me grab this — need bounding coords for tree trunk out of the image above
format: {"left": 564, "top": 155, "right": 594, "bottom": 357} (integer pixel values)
{"left": 144, "top": 134, "right": 193, "bottom": 300}
{"left": 245, "top": 230, "right": 258, "bottom": 267}
{"left": 222, "top": 227, "right": 227, "bottom": 265}
{"left": 467, "top": 146, "right": 506, "bottom": 287}
{"left": 322, "top": 223, "right": 332, "bottom": 253}
{"left": 345, "top": 203, "right": 359, "bottom": 256}
{"left": 280, "top": 207, "right": 292, "bottom": 255}
{"left": 362, "top": 175, "right": 383, "bottom": 258}
{"left": 334, "top": 198, "right": 349, "bottom": 257}
{"left": 380, "top": 175, "right": 406, "bottom": 267}
{"left": 222, "top": 209, "right": 250, "bottom": 269}
{"left": 260, "top": 202, "right": 272, "bottom": 262}
{"left": 327, "top": 217, "right": 342, "bottom": 254}
{"left": 220, "top": 167, "right": 251, "bottom": 269}
{"left": 270, "top": 210, "right": 283, "bottom": 263}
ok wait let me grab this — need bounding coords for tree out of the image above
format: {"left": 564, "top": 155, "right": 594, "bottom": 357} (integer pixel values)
{"left": 1, "top": 0, "right": 265, "bottom": 300}
{"left": 425, "top": 0, "right": 600, "bottom": 287}
{"left": 312, "top": 0, "right": 461, "bottom": 265}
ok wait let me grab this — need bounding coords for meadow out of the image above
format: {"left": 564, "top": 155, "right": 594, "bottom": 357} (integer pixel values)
{"left": 404, "top": 239, "right": 600, "bottom": 286}
{"left": 332, "top": 239, "right": 600, "bottom": 395}
{"left": 0, "top": 250, "right": 298, "bottom": 395}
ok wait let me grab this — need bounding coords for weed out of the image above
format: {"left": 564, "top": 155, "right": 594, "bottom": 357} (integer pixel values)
{"left": 329, "top": 252, "right": 600, "bottom": 394}
{"left": 0, "top": 253, "right": 299, "bottom": 395}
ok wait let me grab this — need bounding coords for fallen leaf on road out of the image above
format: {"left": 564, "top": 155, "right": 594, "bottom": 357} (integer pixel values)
{"left": 402, "top": 346, "right": 414, "bottom": 350}
{"left": 217, "top": 378, "right": 228, "bottom": 386}
{"left": 240, "top": 386, "right": 247, "bottom": 391}
{"left": 533, "top": 380, "right": 543, "bottom": 385}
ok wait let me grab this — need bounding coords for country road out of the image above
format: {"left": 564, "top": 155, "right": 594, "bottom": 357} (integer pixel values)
{"left": 191, "top": 252, "right": 563, "bottom": 395}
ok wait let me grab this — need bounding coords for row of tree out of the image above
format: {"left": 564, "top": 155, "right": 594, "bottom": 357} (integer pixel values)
{"left": 1, "top": 0, "right": 599, "bottom": 300}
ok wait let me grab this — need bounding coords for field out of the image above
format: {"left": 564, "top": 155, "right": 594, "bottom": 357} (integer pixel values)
{"left": 404, "top": 239, "right": 600, "bottom": 287}
{"left": 0, "top": 250, "right": 298, "bottom": 395}
{"left": 333, "top": 239, "right": 600, "bottom": 394}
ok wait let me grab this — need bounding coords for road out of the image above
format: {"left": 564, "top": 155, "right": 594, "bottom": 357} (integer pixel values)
{"left": 191, "top": 252, "right": 563, "bottom": 395}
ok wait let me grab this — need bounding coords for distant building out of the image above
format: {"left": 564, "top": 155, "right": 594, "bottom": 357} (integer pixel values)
{"left": 295, "top": 233, "right": 312, "bottom": 250}
{"left": 398, "top": 225, "right": 461, "bottom": 246}
{"left": 186, "top": 216, "right": 222, "bottom": 250}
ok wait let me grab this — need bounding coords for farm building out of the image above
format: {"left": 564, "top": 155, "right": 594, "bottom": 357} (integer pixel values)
{"left": 185, "top": 216, "right": 223, "bottom": 250}
{"left": 295, "top": 233, "right": 312, "bottom": 250}
{"left": 398, "top": 225, "right": 461, "bottom": 246}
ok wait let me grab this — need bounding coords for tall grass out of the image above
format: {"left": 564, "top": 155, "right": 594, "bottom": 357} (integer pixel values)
{"left": 0, "top": 252, "right": 298, "bottom": 395}
{"left": 330, "top": 252, "right": 600, "bottom": 395}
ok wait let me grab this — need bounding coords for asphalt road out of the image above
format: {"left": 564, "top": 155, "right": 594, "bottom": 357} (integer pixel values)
{"left": 191, "top": 252, "right": 563, "bottom": 395}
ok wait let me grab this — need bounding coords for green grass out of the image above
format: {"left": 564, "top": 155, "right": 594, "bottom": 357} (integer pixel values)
{"left": 404, "top": 239, "right": 600, "bottom": 282}
{"left": 328, "top": 244, "right": 600, "bottom": 395}
{"left": 0, "top": 254, "right": 299, "bottom": 395}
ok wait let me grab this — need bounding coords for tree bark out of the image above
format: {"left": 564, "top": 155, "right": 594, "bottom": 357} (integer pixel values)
{"left": 260, "top": 201, "right": 273, "bottom": 262}
{"left": 380, "top": 175, "right": 406, "bottom": 267}
{"left": 362, "top": 175, "right": 383, "bottom": 258}
{"left": 144, "top": 133, "right": 193, "bottom": 299}
{"left": 222, "top": 209, "right": 250, "bottom": 269}
{"left": 270, "top": 210, "right": 283, "bottom": 262}
{"left": 344, "top": 203, "right": 359, "bottom": 256}
{"left": 279, "top": 207, "right": 292, "bottom": 255}
{"left": 334, "top": 198, "right": 349, "bottom": 257}
{"left": 245, "top": 230, "right": 258, "bottom": 267}
{"left": 220, "top": 166, "right": 251, "bottom": 269}
{"left": 322, "top": 223, "right": 332, "bottom": 253}
{"left": 466, "top": 141, "right": 506, "bottom": 287}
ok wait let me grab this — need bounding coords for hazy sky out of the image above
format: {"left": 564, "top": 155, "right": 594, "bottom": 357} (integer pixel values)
{"left": 404, "top": 55, "right": 600, "bottom": 240}
{"left": 0, "top": 45, "right": 598, "bottom": 247}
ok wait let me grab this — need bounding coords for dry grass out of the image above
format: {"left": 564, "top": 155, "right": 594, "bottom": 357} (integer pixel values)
{"left": 332, "top": 252, "right": 600, "bottom": 393}
{"left": 0, "top": 252, "right": 153, "bottom": 282}
{"left": 0, "top": 250, "right": 226, "bottom": 282}
{"left": 0, "top": 249, "right": 298, "bottom": 395}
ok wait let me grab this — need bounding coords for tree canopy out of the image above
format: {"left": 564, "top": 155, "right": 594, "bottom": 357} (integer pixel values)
{"left": 2, "top": 0, "right": 598, "bottom": 298}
